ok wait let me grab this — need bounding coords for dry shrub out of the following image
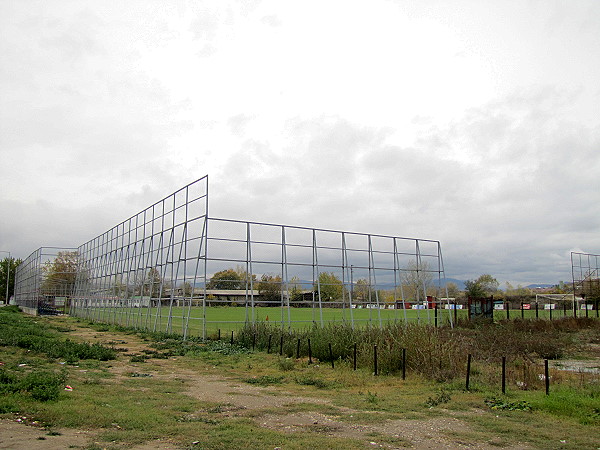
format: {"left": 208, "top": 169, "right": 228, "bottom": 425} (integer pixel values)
{"left": 236, "top": 317, "right": 599, "bottom": 384}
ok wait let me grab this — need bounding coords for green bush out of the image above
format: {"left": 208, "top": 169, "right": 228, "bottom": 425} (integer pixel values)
{"left": 0, "top": 369, "right": 18, "bottom": 394}
{"left": 0, "top": 307, "right": 116, "bottom": 361}
{"left": 295, "top": 375, "right": 334, "bottom": 389}
{"left": 242, "top": 375, "right": 284, "bottom": 386}
{"left": 0, "top": 368, "right": 66, "bottom": 402}
{"left": 19, "top": 370, "right": 66, "bottom": 401}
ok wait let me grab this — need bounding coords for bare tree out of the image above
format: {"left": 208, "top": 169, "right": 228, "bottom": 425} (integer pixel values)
{"left": 401, "top": 260, "right": 434, "bottom": 302}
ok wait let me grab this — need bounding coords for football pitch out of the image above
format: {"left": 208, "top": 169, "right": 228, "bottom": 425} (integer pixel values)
{"left": 76, "top": 305, "right": 572, "bottom": 337}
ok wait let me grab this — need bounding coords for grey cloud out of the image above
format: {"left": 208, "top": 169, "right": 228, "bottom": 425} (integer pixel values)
{"left": 38, "top": 11, "right": 105, "bottom": 61}
{"left": 2, "top": 2, "right": 599, "bottom": 288}
{"left": 209, "top": 89, "right": 599, "bottom": 285}
{"left": 227, "top": 114, "right": 256, "bottom": 136}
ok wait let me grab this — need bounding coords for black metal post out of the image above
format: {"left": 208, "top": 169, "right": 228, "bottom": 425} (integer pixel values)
{"left": 296, "top": 338, "right": 300, "bottom": 359}
{"left": 267, "top": 334, "right": 272, "bottom": 354}
{"left": 454, "top": 302, "right": 458, "bottom": 324}
{"left": 545, "top": 359, "right": 550, "bottom": 395}
{"left": 506, "top": 302, "right": 510, "bottom": 320}
{"left": 549, "top": 305, "right": 552, "bottom": 321}
{"left": 373, "top": 345, "right": 378, "bottom": 376}
{"left": 466, "top": 354, "right": 472, "bottom": 391}
{"left": 218, "top": 329, "right": 221, "bottom": 340}
{"left": 279, "top": 335, "right": 283, "bottom": 356}
{"left": 521, "top": 302, "right": 524, "bottom": 319}
{"left": 535, "top": 302, "right": 539, "bottom": 319}
{"left": 434, "top": 304, "right": 438, "bottom": 327}
{"left": 563, "top": 302, "right": 567, "bottom": 317}
{"left": 230, "top": 330, "right": 234, "bottom": 345}
{"left": 402, "top": 347, "right": 406, "bottom": 380}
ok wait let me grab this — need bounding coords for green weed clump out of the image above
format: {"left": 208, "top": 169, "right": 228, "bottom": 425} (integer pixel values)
{"left": 0, "top": 307, "right": 116, "bottom": 362}
{"left": 425, "top": 387, "right": 452, "bottom": 408}
{"left": 0, "top": 368, "right": 66, "bottom": 402}
{"left": 242, "top": 375, "right": 284, "bottom": 386}
{"left": 277, "top": 358, "right": 295, "bottom": 371}
{"left": 484, "top": 397, "right": 531, "bottom": 411}
{"left": 149, "top": 337, "right": 250, "bottom": 357}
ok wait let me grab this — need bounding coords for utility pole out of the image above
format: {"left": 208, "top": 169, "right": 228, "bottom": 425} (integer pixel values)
{"left": 0, "top": 251, "right": 10, "bottom": 305}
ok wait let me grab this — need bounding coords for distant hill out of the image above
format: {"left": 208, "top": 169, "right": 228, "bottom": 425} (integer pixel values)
{"left": 526, "top": 283, "right": 555, "bottom": 289}
{"left": 434, "top": 278, "right": 466, "bottom": 290}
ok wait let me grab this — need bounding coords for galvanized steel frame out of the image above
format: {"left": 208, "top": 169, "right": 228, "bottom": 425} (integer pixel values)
{"left": 571, "top": 251, "right": 600, "bottom": 306}
{"left": 71, "top": 177, "right": 209, "bottom": 339}
{"left": 14, "top": 246, "right": 79, "bottom": 310}
{"left": 16, "top": 175, "right": 451, "bottom": 335}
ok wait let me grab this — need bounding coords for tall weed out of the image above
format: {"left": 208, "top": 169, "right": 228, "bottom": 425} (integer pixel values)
{"left": 235, "top": 317, "right": 598, "bottom": 384}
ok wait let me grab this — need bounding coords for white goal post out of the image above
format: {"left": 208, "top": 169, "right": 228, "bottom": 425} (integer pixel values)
{"left": 534, "top": 294, "right": 583, "bottom": 310}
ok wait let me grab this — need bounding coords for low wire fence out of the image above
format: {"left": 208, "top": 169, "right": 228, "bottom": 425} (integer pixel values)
{"left": 228, "top": 317, "right": 600, "bottom": 396}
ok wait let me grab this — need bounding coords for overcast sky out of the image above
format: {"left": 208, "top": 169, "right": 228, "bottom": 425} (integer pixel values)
{"left": 1, "top": 0, "right": 599, "bottom": 286}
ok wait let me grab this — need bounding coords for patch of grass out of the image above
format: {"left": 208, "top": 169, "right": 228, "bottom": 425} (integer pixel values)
{"left": 179, "top": 417, "right": 367, "bottom": 450}
{"left": 128, "top": 372, "right": 153, "bottom": 378}
{"left": 242, "top": 375, "right": 284, "bottom": 386}
{"left": 0, "top": 308, "right": 116, "bottom": 362}
{"left": 425, "top": 387, "right": 452, "bottom": 408}
{"left": 177, "top": 414, "right": 220, "bottom": 425}
{"left": 484, "top": 396, "right": 531, "bottom": 411}
{"left": 464, "top": 407, "right": 600, "bottom": 449}
{"left": 277, "top": 358, "right": 295, "bottom": 371}
{"left": 365, "top": 391, "right": 379, "bottom": 405}
{"left": 5, "top": 310, "right": 600, "bottom": 450}
{"left": 295, "top": 375, "right": 335, "bottom": 389}
{"left": 523, "top": 387, "right": 600, "bottom": 425}
{"left": 0, "top": 367, "right": 66, "bottom": 401}
{"left": 20, "top": 370, "right": 67, "bottom": 401}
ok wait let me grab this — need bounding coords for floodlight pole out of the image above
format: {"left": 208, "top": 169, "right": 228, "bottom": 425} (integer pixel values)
{"left": 0, "top": 251, "right": 10, "bottom": 305}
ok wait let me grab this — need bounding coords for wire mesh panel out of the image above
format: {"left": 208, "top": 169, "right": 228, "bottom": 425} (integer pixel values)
{"left": 571, "top": 252, "right": 600, "bottom": 311}
{"left": 203, "top": 218, "right": 451, "bottom": 335}
{"left": 14, "top": 247, "right": 79, "bottom": 312}
{"left": 15, "top": 174, "right": 450, "bottom": 337}
{"left": 70, "top": 177, "right": 209, "bottom": 338}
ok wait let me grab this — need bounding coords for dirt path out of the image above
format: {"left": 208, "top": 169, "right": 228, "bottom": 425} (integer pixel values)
{"left": 0, "top": 319, "right": 531, "bottom": 449}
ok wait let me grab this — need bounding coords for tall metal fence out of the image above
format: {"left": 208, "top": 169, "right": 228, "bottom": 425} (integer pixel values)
{"left": 14, "top": 246, "right": 79, "bottom": 312}
{"left": 571, "top": 251, "right": 600, "bottom": 312}
{"left": 15, "top": 175, "right": 451, "bottom": 337}
{"left": 71, "top": 177, "right": 209, "bottom": 338}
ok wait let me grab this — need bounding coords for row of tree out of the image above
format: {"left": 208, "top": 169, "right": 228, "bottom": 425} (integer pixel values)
{"left": 0, "top": 257, "right": 22, "bottom": 302}
{"left": 205, "top": 264, "right": 433, "bottom": 304}
{"left": 7, "top": 251, "right": 597, "bottom": 304}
